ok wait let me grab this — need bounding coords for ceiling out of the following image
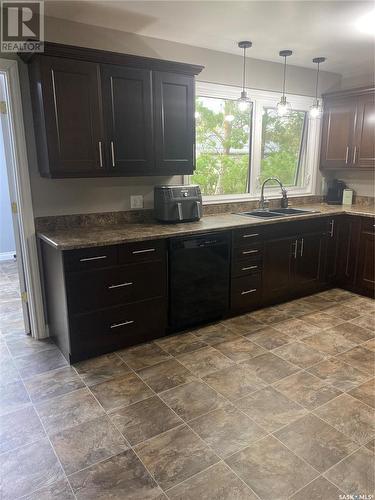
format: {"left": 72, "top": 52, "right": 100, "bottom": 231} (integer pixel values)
{"left": 45, "top": 1, "right": 375, "bottom": 77}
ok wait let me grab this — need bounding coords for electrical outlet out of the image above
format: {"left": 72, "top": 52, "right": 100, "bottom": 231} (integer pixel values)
{"left": 130, "top": 195, "right": 144, "bottom": 209}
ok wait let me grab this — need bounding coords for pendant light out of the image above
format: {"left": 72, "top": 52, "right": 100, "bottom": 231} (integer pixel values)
{"left": 237, "top": 41, "right": 252, "bottom": 111}
{"left": 277, "top": 50, "right": 293, "bottom": 116}
{"left": 310, "top": 57, "right": 326, "bottom": 118}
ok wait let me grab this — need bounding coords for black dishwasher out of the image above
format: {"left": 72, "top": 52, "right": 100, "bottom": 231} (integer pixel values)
{"left": 169, "top": 232, "right": 230, "bottom": 330}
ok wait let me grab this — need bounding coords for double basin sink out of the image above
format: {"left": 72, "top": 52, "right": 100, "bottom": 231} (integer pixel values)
{"left": 238, "top": 207, "right": 319, "bottom": 219}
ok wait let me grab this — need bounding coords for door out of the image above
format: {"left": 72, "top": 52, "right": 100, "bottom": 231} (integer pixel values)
{"left": 337, "top": 216, "right": 361, "bottom": 287}
{"left": 294, "top": 232, "right": 325, "bottom": 291}
{"left": 40, "top": 56, "right": 103, "bottom": 176}
{"left": 357, "top": 220, "right": 375, "bottom": 296}
{"left": 263, "top": 236, "right": 296, "bottom": 302}
{"left": 153, "top": 71, "right": 195, "bottom": 174}
{"left": 101, "top": 65, "right": 153, "bottom": 173}
{"left": 354, "top": 93, "right": 375, "bottom": 169}
{"left": 325, "top": 218, "right": 340, "bottom": 282}
{"left": 320, "top": 97, "right": 357, "bottom": 169}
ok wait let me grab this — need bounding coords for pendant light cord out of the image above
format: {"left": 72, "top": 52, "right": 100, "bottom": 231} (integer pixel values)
{"left": 242, "top": 47, "right": 246, "bottom": 92}
{"left": 282, "top": 56, "right": 287, "bottom": 97}
{"left": 315, "top": 62, "right": 320, "bottom": 101}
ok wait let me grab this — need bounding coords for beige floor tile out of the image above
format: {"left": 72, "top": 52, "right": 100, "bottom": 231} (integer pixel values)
{"left": 240, "top": 352, "right": 299, "bottom": 384}
{"left": 236, "top": 386, "right": 307, "bottom": 432}
{"left": 325, "top": 447, "right": 375, "bottom": 496}
{"left": 246, "top": 326, "right": 292, "bottom": 350}
{"left": 135, "top": 425, "right": 219, "bottom": 490}
{"left": 214, "top": 337, "right": 266, "bottom": 362}
{"left": 275, "top": 414, "right": 358, "bottom": 472}
{"left": 337, "top": 345, "right": 374, "bottom": 376}
{"left": 74, "top": 353, "right": 130, "bottom": 386}
{"left": 349, "top": 379, "right": 375, "bottom": 408}
{"left": 118, "top": 342, "right": 171, "bottom": 370}
{"left": 136, "top": 358, "right": 195, "bottom": 393}
{"left": 177, "top": 346, "right": 233, "bottom": 377}
{"left": 302, "top": 330, "right": 356, "bottom": 355}
{"left": 226, "top": 435, "right": 318, "bottom": 499}
{"left": 308, "top": 358, "right": 371, "bottom": 391}
{"left": 290, "top": 476, "right": 343, "bottom": 500}
{"left": 0, "top": 406, "right": 45, "bottom": 454}
{"left": 192, "top": 322, "right": 241, "bottom": 345}
{"left": 273, "top": 341, "right": 327, "bottom": 368}
{"left": 160, "top": 380, "right": 228, "bottom": 421}
{"left": 24, "top": 366, "right": 84, "bottom": 403}
{"left": 189, "top": 405, "right": 266, "bottom": 458}
{"left": 314, "top": 394, "right": 375, "bottom": 445}
{"left": 155, "top": 332, "right": 207, "bottom": 356}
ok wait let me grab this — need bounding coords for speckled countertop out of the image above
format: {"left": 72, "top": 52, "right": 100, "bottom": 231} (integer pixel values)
{"left": 38, "top": 203, "right": 375, "bottom": 250}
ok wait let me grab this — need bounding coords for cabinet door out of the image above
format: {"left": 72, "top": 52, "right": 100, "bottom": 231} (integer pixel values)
{"left": 357, "top": 220, "right": 375, "bottom": 296}
{"left": 153, "top": 72, "right": 195, "bottom": 174}
{"left": 337, "top": 216, "right": 361, "bottom": 287}
{"left": 354, "top": 93, "right": 375, "bottom": 169}
{"left": 263, "top": 236, "right": 296, "bottom": 302}
{"left": 294, "top": 233, "right": 325, "bottom": 291}
{"left": 325, "top": 218, "right": 340, "bottom": 282}
{"left": 320, "top": 97, "right": 357, "bottom": 169}
{"left": 101, "top": 65, "right": 153, "bottom": 173}
{"left": 39, "top": 56, "right": 102, "bottom": 176}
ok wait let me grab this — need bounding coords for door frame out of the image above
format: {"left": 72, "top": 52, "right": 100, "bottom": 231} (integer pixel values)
{"left": 0, "top": 58, "right": 46, "bottom": 339}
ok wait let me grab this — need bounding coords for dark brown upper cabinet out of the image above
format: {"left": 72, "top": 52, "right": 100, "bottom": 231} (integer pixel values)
{"left": 320, "top": 87, "right": 374, "bottom": 171}
{"left": 32, "top": 56, "right": 104, "bottom": 177}
{"left": 153, "top": 72, "right": 195, "bottom": 173}
{"left": 25, "top": 42, "right": 203, "bottom": 178}
{"left": 101, "top": 65, "right": 153, "bottom": 174}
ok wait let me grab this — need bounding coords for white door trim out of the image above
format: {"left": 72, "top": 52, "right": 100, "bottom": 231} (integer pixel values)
{"left": 0, "top": 58, "right": 46, "bottom": 339}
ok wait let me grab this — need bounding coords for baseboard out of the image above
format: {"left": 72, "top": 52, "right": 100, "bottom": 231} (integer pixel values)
{"left": 0, "top": 252, "right": 16, "bottom": 262}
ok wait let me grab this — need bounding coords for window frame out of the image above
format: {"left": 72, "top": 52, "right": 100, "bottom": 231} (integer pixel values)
{"left": 190, "top": 81, "right": 321, "bottom": 204}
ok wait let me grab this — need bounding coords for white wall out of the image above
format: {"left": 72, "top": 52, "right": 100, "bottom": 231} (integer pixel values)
{"left": 0, "top": 114, "right": 16, "bottom": 256}
{"left": 13, "top": 17, "right": 344, "bottom": 217}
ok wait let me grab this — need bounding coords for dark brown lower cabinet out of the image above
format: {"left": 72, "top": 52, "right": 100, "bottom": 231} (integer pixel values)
{"left": 263, "top": 236, "right": 295, "bottom": 302}
{"left": 41, "top": 239, "right": 167, "bottom": 363}
{"left": 336, "top": 215, "right": 375, "bottom": 297}
{"left": 325, "top": 217, "right": 340, "bottom": 281}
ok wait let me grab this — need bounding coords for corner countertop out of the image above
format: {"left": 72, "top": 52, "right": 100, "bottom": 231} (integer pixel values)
{"left": 38, "top": 203, "right": 375, "bottom": 251}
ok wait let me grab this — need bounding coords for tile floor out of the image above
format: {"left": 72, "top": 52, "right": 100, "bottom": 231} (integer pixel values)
{"left": 0, "top": 260, "right": 374, "bottom": 499}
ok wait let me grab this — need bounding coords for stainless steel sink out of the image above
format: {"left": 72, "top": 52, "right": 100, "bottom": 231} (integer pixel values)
{"left": 237, "top": 207, "right": 319, "bottom": 219}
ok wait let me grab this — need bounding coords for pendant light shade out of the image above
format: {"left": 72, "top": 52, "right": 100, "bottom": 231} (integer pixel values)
{"left": 277, "top": 50, "right": 293, "bottom": 116}
{"left": 237, "top": 41, "right": 252, "bottom": 110}
{"left": 310, "top": 57, "right": 326, "bottom": 118}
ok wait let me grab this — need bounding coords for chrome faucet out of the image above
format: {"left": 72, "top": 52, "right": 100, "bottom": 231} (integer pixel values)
{"left": 259, "top": 177, "right": 288, "bottom": 210}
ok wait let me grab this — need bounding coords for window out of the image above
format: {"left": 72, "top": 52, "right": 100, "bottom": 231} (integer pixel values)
{"left": 191, "top": 82, "right": 320, "bottom": 201}
{"left": 191, "top": 97, "right": 252, "bottom": 196}
{"left": 260, "top": 107, "right": 307, "bottom": 187}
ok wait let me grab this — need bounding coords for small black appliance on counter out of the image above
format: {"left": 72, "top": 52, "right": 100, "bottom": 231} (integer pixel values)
{"left": 326, "top": 179, "right": 347, "bottom": 205}
{"left": 154, "top": 185, "right": 202, "bottom": 223}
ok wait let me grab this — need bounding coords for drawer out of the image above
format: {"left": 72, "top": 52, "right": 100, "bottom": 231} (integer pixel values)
{"left": 66, "top": 261, "right": 166, "bottom": 314}
{"left": 361, "top": 218, "right": 375, "bottom": 234}
{"left": 119, "top": 239, "right": 165, "bottom": 264}
{"left": 232, "top": 243, "right": 263, "bottom": 261}
{"left": 233, "top": 227, "right": 263, "bottom": 247}
{"left": 232, "top": 257, "right": 262, "bottom": 278}
{"left": 64, "top": 246, "right": 118, "bottom": 272}
{"left": 69, "top": 297, "right": 167, "bottom": 362}
{"left": 231, "top": 273, "right": 262, "bottom": 313}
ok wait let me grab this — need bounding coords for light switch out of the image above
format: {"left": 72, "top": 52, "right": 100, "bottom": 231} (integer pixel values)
{"left": 130, "top": 195, "right": 144, "bottom": 209}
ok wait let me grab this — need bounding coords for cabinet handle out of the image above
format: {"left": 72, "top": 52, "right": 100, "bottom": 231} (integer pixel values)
{"left": 110, "top": 320, "right": 134, "bottom": 329}
{"left": 108, "top": 282, "right": 133, "bottom": 289}
{"left": 292, "top": 239, "right": 298, "bottom": 259}
{"left": 192, "top": 143, "right": 196, "bottom": 167}
{"left": 132, "top": 248, "right": 155, "bottom": 255}
{"left": 353, "top": 146, "right": 358, "bottom": 164}
{"left": 110, "top": 141, "right": 115, "bottom": 167}
{"left": 241, "top": 289, "right": 257, "bottom": 295}
{"left": 300, "top": 237, "right": 304, "bottom": 257}
{"left": 242, "top": 265, "right": 258, "bottom": 271}
{"left": 329, "top": 219, "right": 334, "bottom": 237}
{"left": 98, "top": 141, "right": 103, "bottom": 167}
{"left": 345, "top": 145, "right": 349, "bottom": 164}
{"left": 242, "top": 233, "right": 259, "bottom": 238}
{"left": 79, "top": 255, "right": 107, "bottom": 262}
{"left": 242, "top": 249, "right": 258, "bottom": 255}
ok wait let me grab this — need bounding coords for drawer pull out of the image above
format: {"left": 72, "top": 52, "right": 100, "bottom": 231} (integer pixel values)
{"left": 132, "top": 248, "right": 156, "bottom": 255}
{"left": 242, "top": 265, "right": 258, "bottom": 271}
{"left": 242, "top": 249, "right": 258, "bottom": 255}
{"left": 110, "top": 320, "right": 134, "bottom": 329}
{"left": 242, "top": 233, "right": 259, "bottom": 238}
{"left": 241, "top": 289, "right": 257, "bottom": 295}
{"left": 108, "top": 282, "right": 133, "bottom": 289}
{"left": 79, "top": 255, "right": 107, "bottom": 262}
